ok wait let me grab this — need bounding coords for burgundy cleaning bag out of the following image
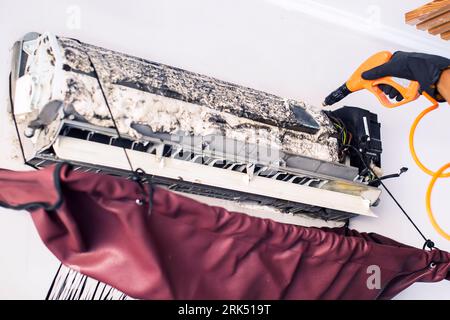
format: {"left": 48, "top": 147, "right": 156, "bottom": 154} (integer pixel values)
{"left": 0, "top": 164, "right": 449, "bottom": 299}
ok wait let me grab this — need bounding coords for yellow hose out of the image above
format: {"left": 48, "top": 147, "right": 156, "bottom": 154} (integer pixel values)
{"left": 409, "top": 92, "right": 450, "bottom": 178}
{"left": 426, "top": 162, "right": 450, "bottom": 240}
{"left": 405, "top": 91, "right": 449, "bottom": 241}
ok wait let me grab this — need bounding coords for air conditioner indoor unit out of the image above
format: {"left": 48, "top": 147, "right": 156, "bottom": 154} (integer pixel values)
{"left": 8, "top": 32, "right": 383, "bottom": 227}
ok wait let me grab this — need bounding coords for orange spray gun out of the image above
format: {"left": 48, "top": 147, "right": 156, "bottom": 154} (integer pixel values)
{"left": 322, "top": 51, "right": 421, "bottom": 108}
{"left": 323, "top": 51, "right": 450, "bottom": 242}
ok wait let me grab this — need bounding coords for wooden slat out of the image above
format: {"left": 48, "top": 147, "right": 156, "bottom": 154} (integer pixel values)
{"left": 416, "top": 10, "right": 450, "bottom": 30}
{"left": 406, "top": 0, "right": 450, "bottom": 25}
{"left": 405, "top": 0, "right": 450, "bottom": 41}
{"left": 441, "top": 30, "right": 450, "bottom": 39}
{"left": 428, "top": 20, "right": 450, "bottom": 34}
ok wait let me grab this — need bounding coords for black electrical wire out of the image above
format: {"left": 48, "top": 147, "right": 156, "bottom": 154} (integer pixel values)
{"left": 342, "top": 144, "right": 435, "bottom": 250}
{"left": 85, "top": 53, "right": 153, "bottom": 205}
{"left": 83, "top": 56, "right": 136, "bottom": 174}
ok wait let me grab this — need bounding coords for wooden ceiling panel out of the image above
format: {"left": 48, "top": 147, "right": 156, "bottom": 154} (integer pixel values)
{"left": 442, "top": 30, "right": 450, "bottom": 39}
{"left": 406, "top": 0, "right": 450, "bottom": 40}
{"left": 428, "top": 20, "right": 450, "bottom": 34}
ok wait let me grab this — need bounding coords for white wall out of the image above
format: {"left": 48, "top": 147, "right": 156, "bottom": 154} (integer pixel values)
{"left": 0, "top": 0, "right": 449, "bottom": 299}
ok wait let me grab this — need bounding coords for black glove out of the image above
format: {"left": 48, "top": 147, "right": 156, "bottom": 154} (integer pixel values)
{"left": 362, "top": 51, "right": 450, "bottom": 102}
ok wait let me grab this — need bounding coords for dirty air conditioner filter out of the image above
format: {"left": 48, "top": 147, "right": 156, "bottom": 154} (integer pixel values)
{"left": 8, "top": 32, "right": 382, "bottom": 223}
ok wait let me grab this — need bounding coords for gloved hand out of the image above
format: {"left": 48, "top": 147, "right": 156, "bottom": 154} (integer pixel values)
{"left": 362, "top": 51, "right": 450, "bottom": 102}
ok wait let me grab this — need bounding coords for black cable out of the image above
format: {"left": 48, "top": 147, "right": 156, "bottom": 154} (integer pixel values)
{"left": 368, "top": 167, "right": 408, "bottom": 186}
{"left": 83, "top": 50, "right": 153, "bottom": 216}
{"left": 342, "top": 144, "right": 435, "bottom": 250}
{"left": 83, "top": 57, "right": 135, "bottom": 173}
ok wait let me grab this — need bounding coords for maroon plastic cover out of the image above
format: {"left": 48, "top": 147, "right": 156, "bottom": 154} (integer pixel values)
{"left": 0, "top": 164, "right": 449, "bottom": 299}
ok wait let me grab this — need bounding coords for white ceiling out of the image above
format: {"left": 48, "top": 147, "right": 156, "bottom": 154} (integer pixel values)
{"left": 268, "top": 0, "right": 449, "bottom": 55}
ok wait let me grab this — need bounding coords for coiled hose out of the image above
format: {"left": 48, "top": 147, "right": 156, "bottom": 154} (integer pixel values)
{"left": 408, "top": 92, "right": 449, "bottom": 241}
